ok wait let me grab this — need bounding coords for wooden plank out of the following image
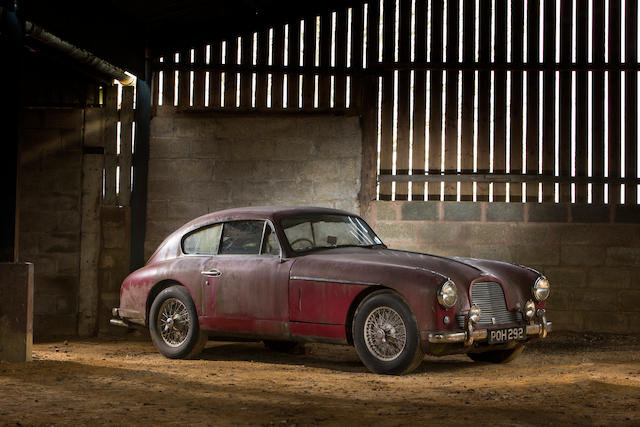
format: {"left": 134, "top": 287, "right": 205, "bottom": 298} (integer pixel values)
{"left": 303, "top": 17, "right": 316, "bottom": 109}
{"left": 592, "top": 0, "right": 605, "bottom": 204}
{"left": 192, "top": 45, "right": 206, "bottom": 108}
{"left": 241, "top": 34, "right": 253, "bottom": 108}
{"left": 334, "top": 8, "right": 348, "bottom": 110}
{"left": 395, "top": 0, "right": 412, "bottom": 199}
{"left": 558, "top": 0, "right": 572, "bottom": 202}
{"left": 607, "top": 0, "right": 621, "bottom": 204}
{"left": 428, "top": 0, "right": 444, "bottom": 201}
{"left": 287, "top": 20, "right": 301, "bottom": 109}
{"left": 177, "top": 48, "right": 191, "bottom": 109}
{"left": 161, "top": 54, "right": 174, "bottom": 110}
{"left": 411, "top": 0, "right": 427, "bottom": 200}
{"left": 271, "top": 25, "right": 285, "bottom": 110}
{"left": 476, "top": 0, "right": 491, "bottom": 201}
{"left": 366, "top": 0, "right": 380, "bottom": 70}
{"left": 224, "top": 37, "right": 238, "bottom": 109}
{"left": 349, "top": 4, "right": 364, "bottom": 110}
{"left": 443, "top": 0, "right": 460, "bottom": 200}
{"left": 526, "top": 0, "right": 540, "bottom": 202}
{"left": 319, "top": 13, "right": 332, "bottom": 109}
{"left": 460, "top": 0, "right": 476, "bottom": 201}
{"left": 361, "top": 76, "right": 381, "bottom": 212}
{"left": 492, "top": 0, "right": 507, "bottom": 202}
{"left": 256, "top": 30, "right": 269, "bottom": 110}
{"left": 509, "top": 0, "right": 524, "bottom": 203}
{"left": 103, "top": 85, "right": 118, "bottom": 205}
{"left": 118, "top": 86, "right": 134, "bottom": 206}
{"left": 208, "top": 41, "right": 222, "bottom": 109}
{"left": 378, "top": 0, "right": 396, "bottom": 199}
{"left": 575, "top": 4, "right": 589, "bottom": 203}
{"left": 541, "top": 0, "right": 556, "bottom": 202}
{"left": 626, "top": 0, "right": 638, "bottom": 205}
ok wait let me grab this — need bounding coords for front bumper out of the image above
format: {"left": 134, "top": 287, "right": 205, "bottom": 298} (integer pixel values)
{"left": 427, "top": 320, "right": 552, "bottom": 344}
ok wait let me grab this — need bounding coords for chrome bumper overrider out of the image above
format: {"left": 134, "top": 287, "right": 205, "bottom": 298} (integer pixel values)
{"left": 428, "top": 308, "right": 552, "bottom": 345}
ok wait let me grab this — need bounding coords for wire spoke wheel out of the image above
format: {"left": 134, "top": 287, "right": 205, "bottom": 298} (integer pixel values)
{"left": 363, "top": 306, "right": 407, "bottom": 361}
{"left": 157, "top": 297, "right": 191, "bottom": 347}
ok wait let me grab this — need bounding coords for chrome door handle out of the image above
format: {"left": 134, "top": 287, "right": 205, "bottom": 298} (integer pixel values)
{"left": 201, "top": 269, "right": 222, "bottom": 277}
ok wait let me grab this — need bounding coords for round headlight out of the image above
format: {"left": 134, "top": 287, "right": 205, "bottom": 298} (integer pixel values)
{"left": 525, "top": 300, "right": 536, "bottom": 319}
{"left": 437, "top": 280, "right": 458, "bottom": 309}
{"left": 468, "top": 304, "right": 481, "bottom": 324}
{"left": 533, "top": 277, "right": 550, "bottom": 301}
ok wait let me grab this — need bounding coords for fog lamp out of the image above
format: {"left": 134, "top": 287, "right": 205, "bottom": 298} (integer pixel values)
{"left": 437, "top": 280, "right": 458, "bottom": 309}
{"left": 468, "top": 304, "right": 481, "bottom": 324}
{"left": 525, "top": 300, "right": 536, "bottom": 320}
{"left": 533, "top": 277, "right": 551, "bottom": 301}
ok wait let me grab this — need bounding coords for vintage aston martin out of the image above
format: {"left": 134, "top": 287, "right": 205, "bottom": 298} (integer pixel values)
{"left": 111, "top": 206, "right": 551, "bottom": 375}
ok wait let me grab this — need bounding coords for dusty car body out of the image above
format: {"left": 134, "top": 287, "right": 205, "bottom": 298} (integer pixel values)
{"left": 112, "top": 206, "right": 551, "bottom": 374}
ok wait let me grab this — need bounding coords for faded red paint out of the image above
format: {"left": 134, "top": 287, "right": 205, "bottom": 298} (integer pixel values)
{"left": 116, "top": 206, "right": 547, "bottom": 355}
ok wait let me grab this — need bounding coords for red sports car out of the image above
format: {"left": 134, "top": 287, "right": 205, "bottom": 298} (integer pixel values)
{"left": 112, "top": 206, "right": 551, "bottom": 375}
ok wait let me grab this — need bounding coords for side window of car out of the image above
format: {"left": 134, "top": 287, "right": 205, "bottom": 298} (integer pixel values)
{"left": 261, "top": 225, "right": 280, "bottom": 256}
{"left": 219, "top": 221, "right": 264, "bottom": 255}
{"left": 182, "top": 224, "right": 222, "bottom": 255}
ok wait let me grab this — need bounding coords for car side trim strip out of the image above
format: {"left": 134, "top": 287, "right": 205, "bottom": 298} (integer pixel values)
{"left": 290, "top": 276, "right": 380, "bottom": 287}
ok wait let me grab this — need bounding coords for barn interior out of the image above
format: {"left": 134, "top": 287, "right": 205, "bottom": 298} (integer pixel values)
{"left": 1, "top": 0, "right": 639, "bottom": 424}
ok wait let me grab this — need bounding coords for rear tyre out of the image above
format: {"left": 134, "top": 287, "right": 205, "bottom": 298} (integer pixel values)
{"left": 263, "top": 340, "right": 305, "bottom": 354}
{"left": 467, "top": 344, "right": 525, "bottom": 363}
{"left": 149, "top": 285, "right": 207, "bottom": 359}
{"left": 352, "top": 291, "right": 424, "bottom": 375}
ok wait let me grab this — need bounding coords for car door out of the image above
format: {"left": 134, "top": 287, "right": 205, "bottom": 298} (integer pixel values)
{"left": 200, "top": 220, "right": 292, "bottom": 338}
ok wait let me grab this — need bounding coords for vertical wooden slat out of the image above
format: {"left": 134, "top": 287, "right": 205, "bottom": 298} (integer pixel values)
{"left": 103, "top": 85, "right": 118, "bottom": 205}
{"left": 192, "top": 46, "right": 206, "bottom": 109}
{"left": 271, "top": 26, "right": 285, "bottom": 110}
{"left": 287, "top": 21, "right": 301, "bottom": 109}
{"left": 575, "top": 4, "right": 589, "bottom": 203}
{"left": 476, "top": 0, "right": 491, "bottom": 201}
{"left": 303, "top": 17, "right": 316, "bottom": 109}
{"left": 395, "top": 0, "right": 412, "bottom": 199}
{"left": 177, "top": 49, "right": 191, "bottom": 108}
{"left": 510, "top": 0, "right": 524, "bottom": 203}
{"left": 559, "top": 0, "right": 573, "bottom": 202}
{"left": 334, "top": 8, "right": 348, "bottom": 110}
{"left": 542, "top": 0, "right": 556, "bottom": 202}
{"left": 349, "top": 4, "right": 364, "bottom": 110}
{"left": 224, "top": 37, "right": 238, "bottom": 109}
{"left": 366, "top": 0, "right": 380, "bottom": 71}
{"left": 319, "top": 13, "right": 332, "bottom": 109}
{"left": 379, "top": 0, "right": 396, "bottom": 200}
{"left": 208, "top": 41, "right": 221, "bottom": 110}
{"left": 428, "top": 0, "right": 444, "bottom": 201}
{"left": 119, "top": 86, "right": 134, "bottom": 206}
{"left": 161, "top": 55, "right": 174, "bottom": 110}
{"left": 256, "top": 30, "right": 269, "bottom": 110}
{"left": 626, "top": 0, "right": 639, "bottom": 205}
{"left": 592, "top": 0, "right": 605, "bottom": 204}
{"left": 608, "top": 0, "right": 621, "bottom": 204}
{"left": 443, "top": 0, "right": 459, "bottom": 201}
{"left": 526, "top": 0, "right": 540, "bottom": 202}
{"left": 241, "top": 34, "right": 253, "bottom": 108}
{"left": 460, "top": 0, "right": 475, "bottom": 201}
{"left": 412, "top": 0, "right": 427, "bottom": 200}
{"left": 493, "top": 0, "right": 507, "bottom": 202}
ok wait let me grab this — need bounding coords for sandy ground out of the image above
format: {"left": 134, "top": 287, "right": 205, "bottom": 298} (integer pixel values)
{"left": 0, "top": 332, "right": 639, "bottom": 426}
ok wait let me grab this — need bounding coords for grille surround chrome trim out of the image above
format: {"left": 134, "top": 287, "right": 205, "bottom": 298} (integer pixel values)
{"left": 456, "top": 281, "right": 522, "bottom": 328}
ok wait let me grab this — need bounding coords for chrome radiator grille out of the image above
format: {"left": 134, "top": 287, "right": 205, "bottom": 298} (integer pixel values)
{"left": 456, "top": 282, "right": 523, "bottom": 328}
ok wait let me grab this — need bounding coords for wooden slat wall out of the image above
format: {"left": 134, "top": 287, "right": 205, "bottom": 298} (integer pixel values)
{"left": 149, "top": 0, "right": 640, "bottom": 205}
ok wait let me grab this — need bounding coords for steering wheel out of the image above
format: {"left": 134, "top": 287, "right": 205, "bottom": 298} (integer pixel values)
{"left": 290, "top": 238, "right": 313, "bottom": 249}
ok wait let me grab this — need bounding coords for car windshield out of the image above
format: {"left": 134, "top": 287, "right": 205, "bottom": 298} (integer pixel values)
{"left": 280, "top": 214, "right": 384, "bottom": 253}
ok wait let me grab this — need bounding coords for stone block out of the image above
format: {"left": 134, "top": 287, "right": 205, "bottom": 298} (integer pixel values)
{"left": 546, "top": 309, "right": 584, "bottom": 331}
{"left": 543, "top": 267, "right": 587, "bottom": 288}
{"left": 427, "top": 245, "right": 472, "bottom": 258}
{"left": 559, "top": 224, "right": 638, "bottom": 246}
{"left": 571, "top": 204, "right": 611, "bottom": 223}
{"left": 33, "top": 314, "right": 76, "bottom": 337}
{"left": 374, "top": 202, "right": 398, "bottom": 221}
{"left": 606, "top": 247, "right": 640, "bottom": 267}
{"left": 560, "top": 245, "right": 606, "bottom": 266}
{"left": 465, "top": 223, "right": 511, "bottom": 245}
{"left": 190, "top": 182, "right": 230, "bottom": 203}
{"left": 514, "top": 245, "right": 560, "bottom": 266}
{"left": 586, "top": 267, "right": 631, "bottom": 289}
{"left": 39, "top": 232, "right": 79, "bottom": 254}
{"left": 614, "top": 204, "right": 640, "bottom": 223}
{"left": 486, "top": 202, "right": 525, "bottom": 222}
{"left": 56, "top": 253, "right": 80, "bottom": 275}
{"left": 545, "top": 288, "right": 573, "bottom": 311}
{"left": 628, "top": 313, "right": 640, "bottom": 333}
{"left": 0, "top": 263, "right": 34, "bottom": 362}
{"left": 469, "top": 245, "right": 515, "bottom": 263}
{"left": 35, "top": 275, "right": 78, "bottom": 297}
{"left": 102, "top": 226, "right": 127, "bottom": 249}
{"left": 375, "top": 222, "right": 423, "bottom": 243}
{"left": 583, "top": 311, "right": 629, "bottom": 334}
{"left": 508, "top": 224, "right": 560, "bottom": 245}
{"left": 167, "top": 200, "right": 208, "bottom": 221}
{"left": 528, "top": 203, "right": 569, "bottom": 222}
{"left": 56, "top": 295, "right": 75, "bottom": 314}
{"left": 619, "top": 290, "right": 640, "bottom": 311}
{"left": 149, "top": 116, "right": 175, "bottom": 136}
{"left": 418, "top": 223, "right": 464, "bottom": 244}
{"left": 442, "top": 202, "right": 481, "bottom": 221}
{"left": 401, "top": 201, "right": 438, "bottom": 220}
{"left": 41, "top": 109, "right": 83, "bottom": 130}
{"left": 231, "top": 138, "right": 276, "bottom": 161}
{"left": 572, "top": 289, "right": 619, "bottom": 311}
{"left": 149, "top": 137, "right": 189, "bottom": 159}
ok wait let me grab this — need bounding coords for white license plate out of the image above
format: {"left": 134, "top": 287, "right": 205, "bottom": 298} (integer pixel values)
{"left": 488, "top": 326, "right": 526, "bottom": 344}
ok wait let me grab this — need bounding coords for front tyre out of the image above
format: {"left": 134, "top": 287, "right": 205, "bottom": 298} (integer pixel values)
{"left": 149, "top": 285, "right": 207, "bottom": 359}
{"left": 467, "top": 343, "right": 525, "bottom": 363}
{"left": 353, "top": 292, "right": 424, "bottom": 375}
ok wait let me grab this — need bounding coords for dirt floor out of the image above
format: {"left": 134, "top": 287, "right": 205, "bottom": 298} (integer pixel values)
{"left": 0, "top": 332, "right": 639, "bottom": 427}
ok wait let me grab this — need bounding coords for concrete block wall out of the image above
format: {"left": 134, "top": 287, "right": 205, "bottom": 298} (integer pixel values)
{"left": 18, "top": 108, "right": 84, "bottom": 337}
{"left": 367, "top": 201, "right": 640, "bottom": 334}
{"left": 145, "top": 114, "right": 362, "bottom": 259}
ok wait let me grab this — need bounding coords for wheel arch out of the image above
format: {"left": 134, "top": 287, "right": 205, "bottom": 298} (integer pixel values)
{"left": 145, "top": 279, "right": 185, "bottom": 326}
{"left": 345, "top": 285, "right": 395, "bottom": 345}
